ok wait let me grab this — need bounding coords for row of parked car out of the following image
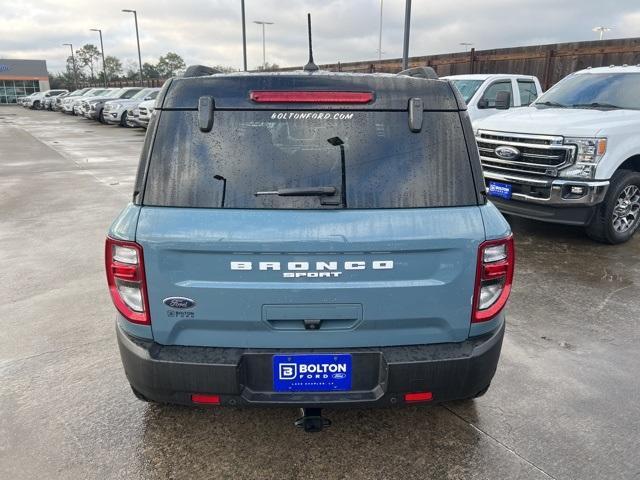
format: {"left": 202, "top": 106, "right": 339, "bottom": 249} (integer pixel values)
{"left": 17, "top": 86, "right": 159, "bottom": 129}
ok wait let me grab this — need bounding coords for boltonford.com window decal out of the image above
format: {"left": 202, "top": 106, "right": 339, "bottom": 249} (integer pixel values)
{"left": 270, "top": 112, "right": 355, "bottom": 120}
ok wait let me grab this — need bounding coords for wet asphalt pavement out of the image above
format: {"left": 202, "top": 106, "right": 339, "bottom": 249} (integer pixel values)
{"left": 1, "top": 107, "right": 639, "bottom": 480}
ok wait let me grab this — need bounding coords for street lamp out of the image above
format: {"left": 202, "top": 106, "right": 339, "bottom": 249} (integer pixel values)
{"left": 62, "top": 43, "right": 78, "bottom": 90}
{"left": 253, "top": 20, "right": 274, "bottom": 70}
{"left": 241, "top": 0, "right": 248, "bottom": 71}
{"left": 460, "top": 42, "right": 474, "bottom": 52}
{"left": 122, "top": 9, "right": 144, "bottom": 85}
{"left": 402, "top": 0, "right": 412, "bottom": 70}
{"left": 377, "top": 0, "right": 384, "bottom": 61}
{"left": 592, "top": 26, "right": 611, "bottom": 41}
{"left": 90, "top": 29, "right": 107, "bottom": 87}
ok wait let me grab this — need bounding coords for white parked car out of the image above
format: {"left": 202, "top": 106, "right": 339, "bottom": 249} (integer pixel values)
{"left": 103, "top": 88, "right": 160, "bottom": 126}
{"left": 61, "top": 88, "right": 105, "bottom": 114}
{"left": 475, "top": 65, "right": 640, "bottom": 244}
{"left": 132, "top": 99, "right": 156, "bottom": 128}
{"left": 69, "top": 88, "right": 115, "bottom": 115}
{"left": 44, "top": 91, "right": 70, "bottom": 110}
{"left": 17, "top": 93, "right": 38, "bottom": 106}
{"left": 24, "top": 89, "right": 68, "bottom": 109}
{"left": 443, "top": 74, "right": 542, "bottom": 122}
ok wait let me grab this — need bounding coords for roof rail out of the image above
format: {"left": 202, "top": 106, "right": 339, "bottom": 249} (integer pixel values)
{"left": 183, "top": 65, "right": 223, "bottom": 78}
{"left": 397, "top": 66, "right": 439, "bottom": 80}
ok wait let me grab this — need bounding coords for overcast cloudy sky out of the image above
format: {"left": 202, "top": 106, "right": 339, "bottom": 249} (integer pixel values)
{"left": 1, "top": 0, "right": 639, "bottom": 73}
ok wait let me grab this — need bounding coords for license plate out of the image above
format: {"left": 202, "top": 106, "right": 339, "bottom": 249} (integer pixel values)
{"left": 488, "top": 181, "right": 513, "bottom": 200}
{"left": 273, "top": 354, "right": 352, "bottom": 392}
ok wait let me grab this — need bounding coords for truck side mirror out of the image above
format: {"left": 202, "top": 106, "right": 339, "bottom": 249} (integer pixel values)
{"left": 477, "top": 98, "right": 488, "bottom": 109}
{"left": 495, "top": 91, "right": 511, "bottom": 110}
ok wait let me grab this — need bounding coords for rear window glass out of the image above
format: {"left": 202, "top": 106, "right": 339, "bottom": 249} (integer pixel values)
{"left": 142, "top": 110, "right": 477, "bottom": 209}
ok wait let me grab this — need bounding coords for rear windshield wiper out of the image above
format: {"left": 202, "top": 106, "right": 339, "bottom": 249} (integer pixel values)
{"left": 570, "top": 102, "right": 624, "bottom": 110}
{"left": 255, "top": 186, "right": 337, "bottom": 197}
{"left": 534, "top": 101, "right": 567, "bottom": 108}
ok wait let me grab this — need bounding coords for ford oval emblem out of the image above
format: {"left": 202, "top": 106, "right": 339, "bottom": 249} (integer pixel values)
{"left": 163, "top": 297, "right": 196, "bottom": 309}
{"left": 495, "top": 145, "right": 520, "bottom": 160}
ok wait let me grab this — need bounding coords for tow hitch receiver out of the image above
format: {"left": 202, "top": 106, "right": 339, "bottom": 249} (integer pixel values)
{"left": 294, "top": 408, "right": 331, "bottom": 433}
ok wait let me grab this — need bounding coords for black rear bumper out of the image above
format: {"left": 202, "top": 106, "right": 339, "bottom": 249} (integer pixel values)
{"left": 117, "top": 320, "right": 505, "bottom": 408}
{"left": 490, "top": 197, "right": 596, "bottom": 226}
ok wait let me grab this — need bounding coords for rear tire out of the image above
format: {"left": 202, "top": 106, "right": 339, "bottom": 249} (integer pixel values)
{"left": 33, "top": 100, "right": 40, "bottom": 109}
{"left": 586, "top": 170, "right": 640, "bottom": 244}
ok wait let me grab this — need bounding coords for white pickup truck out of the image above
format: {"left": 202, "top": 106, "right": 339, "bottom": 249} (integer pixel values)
{"left": 443, "top": 74, "right": 542, "bottom": 122}
{"left": 24, "top": 89, "right": 68, "bottom": 109}
{"left": 474, "top": 66, "right": 640, "bottom": 244}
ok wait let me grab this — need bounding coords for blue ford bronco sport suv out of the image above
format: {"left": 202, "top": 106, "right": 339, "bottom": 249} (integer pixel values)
{"left": 106, "top": 66, "right": 514, "bottom": 431}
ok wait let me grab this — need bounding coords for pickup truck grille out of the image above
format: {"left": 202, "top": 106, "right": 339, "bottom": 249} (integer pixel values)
{"left": 476, "top": 131, "right": 575, "bottom": 177}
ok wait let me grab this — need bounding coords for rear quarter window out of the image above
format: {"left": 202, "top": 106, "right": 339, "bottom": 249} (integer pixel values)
{"left": 517, "top": 80, "right": 538, "bottom": 106}
{"left": 142, "top": 109, "right": 478, "bottom": 209}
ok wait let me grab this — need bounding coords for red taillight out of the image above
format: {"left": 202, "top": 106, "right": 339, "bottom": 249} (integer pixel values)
{"left": 472, "top": 236, "right": 515, "bottom": 323}
{"left": 404, "top": 392, "right": 433, "bottom": 403}
{"left": 105, "top": 237, "right": 150, "bottom": 325}
{"left": 191, "top": 394, "right": 221, "bottom": 405}
{"left": 249, "top": 90, "right": 374, "bottom": 104}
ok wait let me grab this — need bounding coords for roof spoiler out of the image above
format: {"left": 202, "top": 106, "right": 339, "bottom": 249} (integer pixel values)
{"left": 183, "top": 65, "right": 223, "bottom": 78}
{"left": 397, "top": 67, "right": 438, "bottom": 80}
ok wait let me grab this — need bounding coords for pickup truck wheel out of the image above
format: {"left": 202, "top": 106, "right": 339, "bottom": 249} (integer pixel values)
{"left": 586, "top": 169, "right": 640, "bottom": 244}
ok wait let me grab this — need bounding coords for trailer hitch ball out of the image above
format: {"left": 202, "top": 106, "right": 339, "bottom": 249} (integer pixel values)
{"left": 294, "top": 408, "right": 331, "bottom": 433}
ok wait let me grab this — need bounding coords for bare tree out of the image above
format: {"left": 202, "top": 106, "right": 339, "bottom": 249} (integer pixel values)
{"left": 76, "top": 44, "right": 101, "bottom": 81}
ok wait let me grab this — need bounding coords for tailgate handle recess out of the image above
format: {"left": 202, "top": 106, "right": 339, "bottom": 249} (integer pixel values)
{"left": 303, "top": 319, "right": 322, "bottom": 330}
{"left": 263, "top": 304, "right": 362, "bottom": 331}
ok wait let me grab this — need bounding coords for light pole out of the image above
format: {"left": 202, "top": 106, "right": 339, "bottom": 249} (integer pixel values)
{"left": 241, "top": 0, "right": 248, "bottom": 71}
{"left": 592, "top": 26, "right": 611, "bottom": 41}
{"left": 122, "top": 9, "right": 144, "bottom": 85}
{"left": 460, "top": 42, "right": 473, "bottom": 52}
{"left": 402, "top": 0, "right": 412, "bottom": 70}
{"left": 377, "top": 0, "right": 384, "bottom": 61}
{"left": 62, "top": 43, "right": 78, "bottom": 90}
{"left": 253, "top": 20, "right": 274, "bottom": 70}
{"left": 90, "top": 29, "right": 107, "bottom": 87}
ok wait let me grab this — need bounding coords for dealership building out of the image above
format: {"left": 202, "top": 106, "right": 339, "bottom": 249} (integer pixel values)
{"left": 0, "top": 59, "right": 50, "bottom": 104}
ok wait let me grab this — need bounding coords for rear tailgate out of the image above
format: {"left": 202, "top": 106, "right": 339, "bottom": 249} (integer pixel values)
{"left": 137, "top": 207, "right": 483, "bottom": 348}
{"left": 136, "top": 73, "right": 483, "bottom": 348}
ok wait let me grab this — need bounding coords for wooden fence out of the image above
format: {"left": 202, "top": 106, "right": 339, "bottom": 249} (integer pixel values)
{"left": 81, "top": 78, "right": 166, "bottom": 89}
{"left": 279, "top": 37, "right": 640, "bottom": 89}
